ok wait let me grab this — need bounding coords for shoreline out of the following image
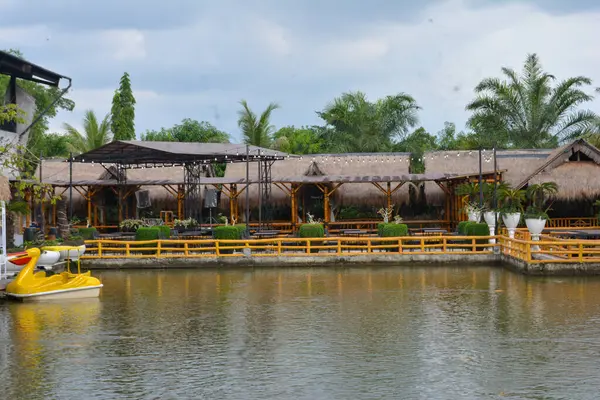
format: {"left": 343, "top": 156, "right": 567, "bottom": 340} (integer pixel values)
{"left": 80, "top": 253, "right": 600, "bottom": 276}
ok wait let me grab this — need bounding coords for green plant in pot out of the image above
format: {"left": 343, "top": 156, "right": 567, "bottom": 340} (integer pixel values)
{"left": 524, "top": 182, "right": 558, "bottom": 247}
{"left": 482, "top": 182, "right": 508, "bottom": 242}
{"left": 497, "top": 187, "right": 525, "bottom": 239}
{"left": 456, "top": 182, "right": 484, "bottom": 222}
{"left": 299, "top": 213, "right": 324, "bottom": 253}
{"left": 119, "top": 219, "right": 146, "bottom": 232}
{"left": 174, "top": 218, "right": 198, "bottom": 232}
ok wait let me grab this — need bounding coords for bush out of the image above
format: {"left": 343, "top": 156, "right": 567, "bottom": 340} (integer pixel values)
{"left": 78, "top": 227, "right": 98, "bottom": 240}
{"left": 156, "top": 225, "right": 171, "bottom": 239}
{"left": 135, "top": 227, "right": 160, "bottom": 254}
{"left": 457, "top": 221, "right": 474, "bottom": 235}
{"left": 213, "top": 225, "right": 245, "bottom": 254}
{"left": 299, "top": 223, "right": 325, "bottom": 253}
{"left": 465, "top": 223, "right": 490, "bottom": 251}
{"left": 379, "top": 223, "right": 409, "bottom": 237}
{"left": 377, "top": 223, "right": 385, "bottom": 236}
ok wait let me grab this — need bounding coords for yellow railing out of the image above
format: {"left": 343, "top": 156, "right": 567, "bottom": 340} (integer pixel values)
{"left": 81, "top": 235, "right": 497, "bottom": 259}
{"left": 498, "top": 235, "right": 600, "bottom": 263}
{"left": 546, "top": 217, "right": 598, "bottom": 228}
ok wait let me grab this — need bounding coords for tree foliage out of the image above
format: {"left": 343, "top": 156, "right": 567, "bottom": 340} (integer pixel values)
{"left": 317, "top": 91, "right": 420, "bottom": 153}
{"left": 37, "top": 133, "right": 71, "bottom": 158}
{"left": 110, "top": 72, "right": 136, "bottom": 140}
{"left": 141, "top": 119, "right": 229, "bottom": 143}
{"left": 272, "top": 126, "right": 323, "bottom": 154}
{"left": 63, "top": 110, "right": 112, "bottom": 154}
{"left": 237, "top": 100, "right": 279, "bottom": 147}
{"left": 467, "top": 53, "right": 598, "bottom": 148}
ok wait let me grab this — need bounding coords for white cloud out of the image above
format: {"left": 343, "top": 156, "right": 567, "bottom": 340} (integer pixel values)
{"left": 97, "top": 29, "right": 146, "bottom": 61}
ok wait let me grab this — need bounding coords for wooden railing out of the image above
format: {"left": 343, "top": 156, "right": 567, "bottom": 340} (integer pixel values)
{"left": 81, "top": 235, "right": 496, "bottom": 259}
{"left": 498, "top": 236, "right": 600, "bottom": 263}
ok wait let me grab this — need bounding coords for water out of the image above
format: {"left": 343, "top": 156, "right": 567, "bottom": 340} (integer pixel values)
{"left": 2, "top": 267, "right": 600, "bottom": 400}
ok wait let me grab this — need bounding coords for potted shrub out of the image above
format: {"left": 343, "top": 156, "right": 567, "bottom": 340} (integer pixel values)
{"left": 213, "top": 225, "right": 244, "bottom": 254}
{"left": 465, "top": 222, "right": 491, "bottom": 251}
{"left": 174, "top": 218, "right": 198, "bottom": 233}
{"left": 378, "top": 215, "right": 409, "bottom": 252}
{"left": 498, "top": 187, "right": 526, "bottom": 239}
{"left": 119, "top": 219, "right": 146, "bottom": 233}
{"left": 524, "top": 182, "right": 558, "bottom": 249}
{"left": 482, "top": 182, "right": 508, "bottom": 242}
{"left": 456, "top": 182, "right": 484, "bottom": 222}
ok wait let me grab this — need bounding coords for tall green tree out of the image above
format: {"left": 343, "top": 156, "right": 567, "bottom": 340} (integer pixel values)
{"left": 63, "top": 110, "right": 111, "bottom": 154}
{"left": 467, "top": 53, "right": 598, "bottom": 148}
{"left": 110, "top": 72, "right": 136, "bottom": 140}
{"left": 37, "top": 133, "right": 71, "bottom": 158}
{"left": 318, "top": 91, "right": 420, "bottom": 153}
{"left": 141, "top": 119, "right": 229, "bottom": 143}
{"left": 272, "top": 126, "right": 323, "bottom": 154}
{"left": 395, "top": 127, "right": 438, "bottom": 173}
{"left": 237, "top": 100, "right": 279, "bottom": 147}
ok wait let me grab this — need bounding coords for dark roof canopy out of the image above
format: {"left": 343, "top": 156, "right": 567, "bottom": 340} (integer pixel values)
{"left": 0, "top": 50, "right": 69, "bottom": 87}
{"left": 72, "top": 140, "right": 291, "bottom": 166}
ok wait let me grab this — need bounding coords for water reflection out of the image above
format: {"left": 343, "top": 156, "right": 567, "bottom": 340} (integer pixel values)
{"left": 1, "top": 267, "right": 600, "bottom": 399}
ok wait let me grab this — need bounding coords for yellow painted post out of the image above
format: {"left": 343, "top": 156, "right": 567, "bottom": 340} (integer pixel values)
{"left": 398, "top": 238, "right": 403, "bottom": 253}
{"left": 306, "top": 239, "right": 311, "bottom": 254}
{"left": 442, "top": 237, "right": 447, "bottom": 253}
{"left": 184, "top": 242, "right": 189, "bottom": 256}
{"left": 97, "top": 241, "right": 102, "bottom": 258}
{"left": 579, "top": 243, "right": 583, "bottom": 262}
{"left": 277, "top": 239, "right": 282, "bottom": 255}
{"left": 157, "top": 240, "right": 162, "bottom": 257}
{"left": 367, "top": 239, "right": 372, "bottom": 253}
{"left": 337, "top": 238, "right": 341, "bottom": 255}
{"left": 526, "top": 240, "right": 531, "bottom": 261}
{"left": 125, "top": 243, "right": 130, "bottom": 257}
{"left": 421, "top": 238, "right": 425, "bottom": 253}
{"left": 472, "top": 238, "right": 476, "bottom": 252}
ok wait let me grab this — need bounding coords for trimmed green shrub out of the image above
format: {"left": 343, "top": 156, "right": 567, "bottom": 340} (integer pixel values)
{"left": 156, "top": 225, "right": 171, "bottom": 239}
{"left": 457, "top": 221, "right": 473, "bottom": 235}
{"left": 78, "top": 227, "right": 98, "bottom": 240}
{"left": 233, "top": 224, "right": 247, "bottom": 239}
{"left": 135, "top": 227, "right": 160, "bottom": 254}
{"left": 213, "top": 225, "right": 244, "bottom": 254}
{"left": 299, "top": 223, "right": 325, "bottom": 253}
{"left": 379, "top": 223, "right": 409, "bottom": 237}
{"left": 465, "top": 223, "right": 490, "bottom": 251}
{"left": 378, "top": 223, "right": 409, "bottom": 252}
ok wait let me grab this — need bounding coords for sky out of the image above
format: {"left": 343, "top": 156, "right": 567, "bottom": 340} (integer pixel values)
{"left": 2, "top": 0, "right": 600, "bottom": 143}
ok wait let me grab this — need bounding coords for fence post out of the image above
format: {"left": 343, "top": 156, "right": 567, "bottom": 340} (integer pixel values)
{"left": 525, "top": 240, "right": 531, "bottom": 262}
{"left": 472, "top": 238, "right": 476, "bottom": 252}
{"left": 398, "top": 239, "right": 402, "bottom": 253}
{"left": 184, "top": 241, "right": 189, "bottom": 256}
{"left": 442, "top": 237, "right": 447, "bottom": 253}
{"left": 157, "top": 240, "right": 162, "bottom": 257}
{"left": 97, "top": 241, "right": 102, "bottom": 258}
{"left": 215, "top": 240, "right": 220, "bottom": 256}
{"left": 579, "top": 243, "right": 583, "bottom": 262}
{"left": 125, "top": 242, "right": 130, "bottom": 257}
{"left": 367, "top": 239, "right": 372, "bottom": 253}
{"left": 337, "top": 238, "right": 341, "bottom": 255}
{"left": 306, "top": 239, "right": 311, "bottom": 254}
{"left": 277, "top": 239, "right": 282, "bottom": 256}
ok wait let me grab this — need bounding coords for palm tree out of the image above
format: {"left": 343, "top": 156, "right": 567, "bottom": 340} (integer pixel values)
{"left": 63, "top": 110, "right": 112, "bottom": 154}
{"left": 317, "top": 91, "right": 420, "bottom": 152}
{"left": 237, "top": 100, "right": 279, "bottom": 147}
{"left": 467, "top": 54, "right": 598, "bottom": 148}
{"left": 526, "top": 181, "right": 558, "bottom": 216}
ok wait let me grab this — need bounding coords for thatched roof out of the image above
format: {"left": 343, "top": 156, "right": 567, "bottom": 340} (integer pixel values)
{"left": 516, "top": 139, "right": 600, "bottom": 200}
{"left": 223, "top": 153, "right": 413, "bottom": 208}
{"left": 0, "top": 175, "right": 11, "bottom": 202}
{"left": 423, "top": 148, "right": 552, "bottom": 205}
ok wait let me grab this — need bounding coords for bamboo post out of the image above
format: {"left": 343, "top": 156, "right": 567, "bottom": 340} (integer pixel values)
{"left": 386, "top": 182, "right": 392, "bottom": 210}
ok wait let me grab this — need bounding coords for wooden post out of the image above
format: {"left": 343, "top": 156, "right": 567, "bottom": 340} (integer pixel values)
{"left": 291, "top": 183, "right": 298, "bottom": 229}
{"left": 386, "top": 182, "right": 392, "bottom": 210}
{"left": 323, "top": 185, "right": 330, "bottom": 225}
{"left": 229, "top": 184, "right": 238, "bottom": 223}
{"left": 177, "top": 184, "right": 184, "bottom": 220}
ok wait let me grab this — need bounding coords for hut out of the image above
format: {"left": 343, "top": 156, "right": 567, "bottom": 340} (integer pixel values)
{"left": 223, "top": 153, "right": 414, "bottom": 222}
{"left": 35, "top": 160, "right": 214, "bottom": 226}
{"left": 423, "top": 148, "right": 552, "bottom": 206}
{"left": 514, "top": 139, "right": 600, "bottom": 218}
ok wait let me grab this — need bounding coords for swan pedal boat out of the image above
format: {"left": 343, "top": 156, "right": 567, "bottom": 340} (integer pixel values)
{"left": 4, "top": 247, "right": 102, "bottom": 302}
{"left": 7, "top": 250, "right": 62, "bottom": 272}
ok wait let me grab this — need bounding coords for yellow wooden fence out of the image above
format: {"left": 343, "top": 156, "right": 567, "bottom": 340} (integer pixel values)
{"left": 81, "top": 236, "right": 497, "bottom": 259}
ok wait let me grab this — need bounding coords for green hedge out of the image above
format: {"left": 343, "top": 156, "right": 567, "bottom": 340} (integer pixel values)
{"left": 135, "top": 227, "right": 160, "bottom": 254}
{"left": 377, "top": 223, "right": 385, "bottom": 236}
{"left": 156, "top": 225, "right": 171, "bottom": 239}
{"left": 465, "top": 223, "right": 490, "bottom": 251}
{"left": 379, "top": 223, "right": 409, "bottom": 237}
{"left": 214, "top": 225, "right": 245, "bottom": 254}
{"left": 299, "top": 224, "right": 324, "bottom": 253}
{"left": 78, "top": 227, "right": 98, "bottom": 240}
{"left": 457, "top": 221, "right": 474, "bottom": 235}
{"left": 299, "top": 224, "right": 325, "bottom": 238}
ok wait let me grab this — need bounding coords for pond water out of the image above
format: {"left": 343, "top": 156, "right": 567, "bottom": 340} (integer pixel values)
{"left": 2, "top": 266, "right": 600, "bottom": 399}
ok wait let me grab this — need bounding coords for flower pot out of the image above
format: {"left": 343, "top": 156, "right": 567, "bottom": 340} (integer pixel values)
{"left": 502, "top": 212, "right": 521, "bottom": 239}
{"left": 467, "top": 210, "right": 481, "bottom": 222}
{"left": 525, "top": 218, "right": 547, "bottom": 251}
{"left": 483, "top": 211, "right": 499, "bottom": 243}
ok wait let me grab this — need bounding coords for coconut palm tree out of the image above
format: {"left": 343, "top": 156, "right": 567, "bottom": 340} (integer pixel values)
{"left": 63, "top": 110, "right": 112, "bottom": 154}
{"left": 318, "top": 91, "right": 420, "bottom": 153}
{"left": 467, "top": 54, "right": 598, "bottom": 148}
{"left": 237, "top": 100, "right": 279, "bottom": 148}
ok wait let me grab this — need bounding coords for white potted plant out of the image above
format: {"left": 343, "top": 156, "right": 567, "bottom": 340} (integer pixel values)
{"left": 482, "top": 182, "right": 507, "bottom": 244}
{"left": 498, "top": 187, "right": 526, "bottom": 239}
{"left": 456, "top": 182, "right": 483, "bottom": 222}
{"left": 524, "top": 182, "right": 558, "bottom": 250}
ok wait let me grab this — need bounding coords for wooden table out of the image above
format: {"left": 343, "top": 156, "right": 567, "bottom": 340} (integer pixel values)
{"left": 340, "top": 229, "right": 368, "bottom": 237}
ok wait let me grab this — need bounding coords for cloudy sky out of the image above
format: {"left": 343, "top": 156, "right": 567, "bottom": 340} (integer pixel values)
{"left": 2, "top": 0, "right": 600, "bottom": 142}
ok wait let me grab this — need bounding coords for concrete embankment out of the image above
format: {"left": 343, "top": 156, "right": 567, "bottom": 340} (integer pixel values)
{"left": 81, "top": 253, "right": 600, "bottom": 276}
